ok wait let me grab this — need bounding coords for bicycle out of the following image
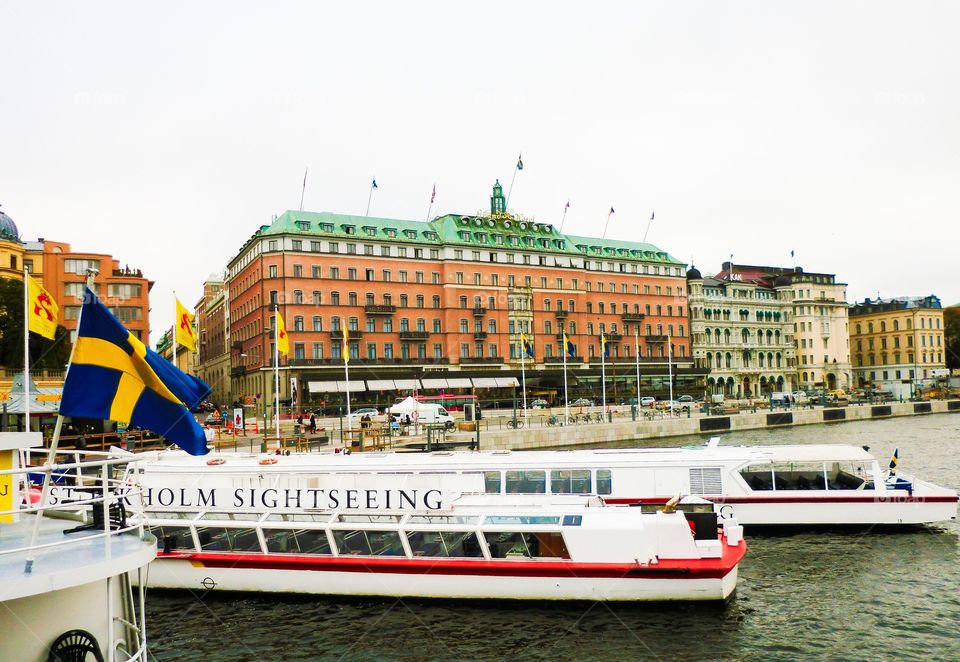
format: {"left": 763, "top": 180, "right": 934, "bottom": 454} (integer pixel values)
{"left": 593, "top": 412, "right": 604, "bottom": 423}
{"left": 547, "top": 415, "right": 561, "bottom": 427}
{"left": 507, "top": 419, "right": 525, "bottom": 429}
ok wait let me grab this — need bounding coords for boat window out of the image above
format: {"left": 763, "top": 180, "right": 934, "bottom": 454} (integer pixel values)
{"left": 333, "top": 530, "right": 406, "bottom": 556}
{"left": 739, "top": 463, "right": 774, "bottom": 490}
{"left": 263, "top": 529, "right": 332, "bottom": 555}
{"left": 484, "top": 515, "right": 561, "bottom": 525}
{"left": 144, "top": 511, "right": 193, "bottom": 520}
{"left": 149, "top": 525, "right": 194, "bottom": 552}
{"left": 266, "top": 513, "right": 331, "bottom": 523}
{"left": 505, "top": 470, "right": 546, "bottom": 493}
{"left": 550, "top": 469, "right": 592, "bottom": 494}
{"left": 336, "top": 514, "right": 401, "bottom": 524}
{"left": 406, "top": 531, "right": 484, "bottom": 558}
{"left": 825, "top": 462, "right": 867, "bottom": 490}
{"left": 199, "top": 512, "right": 262, "bottom": 521}
{"left": 769, "top": 462, "right": 828, "bottom": 490}
{"left": 484, "top": 532, "right": 571, "bottom": 559}
{"left": 596, "top": 469, "right": 612, "bottom": 495}
{"left": 407, "top": 515, "right": 480, "bottom": 525}
{"left": 195, "top": 527, "right": 263, "bottom": 553}
{"left": 484, "top": 471, "right": 502, "bottom": 494}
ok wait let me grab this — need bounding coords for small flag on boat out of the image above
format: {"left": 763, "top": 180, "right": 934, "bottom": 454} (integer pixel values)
{"left": 59, "top": 288, "right": 212, "bottom": 456}
{"left": 889, "top": 448, "right": 899, "bottom": 475}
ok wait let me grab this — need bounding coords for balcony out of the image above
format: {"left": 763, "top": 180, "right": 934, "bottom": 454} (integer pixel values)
{"left": 604, "top": 333, "right": 623, "bottom": 341}
{"left": 472, "top": 306, "right": 487, "bottom": 317}
{"left": 554, "top": 309, "right": 569, "bottom": 319}
{"left": 231, "top": 366, "right": 246, "bottom": 376}
{"left": 364, "top": 304, "right": 396, "bottom": 315}
{"left": 231, "top": 340, "right": 244, "bottom": 351}
{"left": 622, "top": 312, "right": 645, "bottom": 322}
{"left": 645, "top": 335, "right": 668, "bottom": 342}
{"left": 473, "top": 331, "right": 488, "bottom": 340}
{"left": 399, "top": 331, "right": 430, "bottom": 340}
{"left": 459, "top": 356, "right": 504, "bottom": 364}
{"left": 331, "top": 330, "right": 362, "bottom": 340}
{"left": 285, "top": 357, "right": 451, "bottom": 367}
{"left": 544, "top": 356, "right": 580, "bottom": 364}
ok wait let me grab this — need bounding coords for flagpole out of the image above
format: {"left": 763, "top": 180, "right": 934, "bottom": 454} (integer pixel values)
{"left": 520, "top": 337, "right": 528, "bottom": 428}
{"left": 172, "top": 291, "right": 178, "bottom": 370}
{"left": 668, "top": 333, "right": 674, "bottom": 416}
{"left": 426, "top": 184, "right": 436, "bottom": 221}
{"left": 274, "top": 313, "right": 280, "bottom": 447}
{"left": 634, "top": 327, "right": 641, "bottom": 407}
{"left": 25, "top": 269, "right": 94, "bottom": 573}
{"left": 559, "top": 203, "right": 569, "bottom": 232}
{"left": 562, "top": 335, "right": 570, "bottom": 422}
{"left": 344, "top": 336, "right": 352, "bottom": 442}
{"left": 299, "top": 166, "right": 308, "bottom": 213}
{"left": 505, "top": 155, "right": 521, "bottom": 210}
{"left": 642, "top": 211, "right": 655, "bottom": 243}
{"left": 23, "top": 266, "right": 30, "bottom": 432}
{"left": 602, "top": 209, "right": 614, "bottom": 239}
{"left": 365, "top": 179, "right": 375, "bottom": 217}
{"left": 600, "top": 337, "right": 607, "bottom": 413}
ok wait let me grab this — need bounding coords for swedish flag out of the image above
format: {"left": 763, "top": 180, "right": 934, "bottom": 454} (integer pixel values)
{"left": 520, "top": 333, "right": 534, "bottom": 359}
{"left": 600, "top": 333, "right": 610, "bottom": 358}
{"left": 562, "top": 332, "right": 576, "bottom": 358}
{"left": 889, "top": 447, "right": 899, "bottom": 475}
{"left": 59, "top": 288, "right": 212, "bottom": 456}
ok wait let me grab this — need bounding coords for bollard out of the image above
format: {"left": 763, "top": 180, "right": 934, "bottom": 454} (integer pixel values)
{"left": 260, "top": 440, "right": 267, "bottom": 454}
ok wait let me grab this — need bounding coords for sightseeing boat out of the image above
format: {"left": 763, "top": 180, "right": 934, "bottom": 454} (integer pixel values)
{"left": 3, "top": 434, "right": 155, "bottom": 662}
{"left": 132, "top": 440, "right": 958, "bottom": 527}
{"left": 123, "top": 488, "right": 745, "bottom": 602}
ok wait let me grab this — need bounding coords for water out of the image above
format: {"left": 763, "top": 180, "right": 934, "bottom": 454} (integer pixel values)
{"left": 147, "top": 413, "right": 960, "bottom": 661}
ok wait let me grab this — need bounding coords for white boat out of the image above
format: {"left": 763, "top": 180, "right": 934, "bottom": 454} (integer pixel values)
{"left": 2, "top": 433, "right": 155, "bottom": 662}
{"left": 129, "top": 489, "right": 745, "bottom": 602}
{"left": 132, "top": 441, "right": 958, "bottom": 527}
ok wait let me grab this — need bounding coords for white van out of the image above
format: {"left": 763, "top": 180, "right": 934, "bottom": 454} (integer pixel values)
{"left": 393, "top": 403, "right": 456, "bottom": 429}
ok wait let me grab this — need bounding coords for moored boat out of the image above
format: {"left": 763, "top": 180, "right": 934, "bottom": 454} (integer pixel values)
{"left": 131, "top": 440, "right": 958, "bottom": 527}
{"left": 2, "top": 433, "right": 155, "bottom": 662}
{"left": 133, "top": 492, "right": 745, "bottom": 602}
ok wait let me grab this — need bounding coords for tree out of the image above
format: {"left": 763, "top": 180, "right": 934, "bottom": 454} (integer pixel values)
{"left": 945, "top": 306, "right": 960, "bottom": 371}
{"left": 0, "top": 278, "right": 73, "bottom": 370}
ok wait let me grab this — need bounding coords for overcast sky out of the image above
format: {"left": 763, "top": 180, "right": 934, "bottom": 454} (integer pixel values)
{"left": 2, "top": 1, "right": 958, "bottom": 344}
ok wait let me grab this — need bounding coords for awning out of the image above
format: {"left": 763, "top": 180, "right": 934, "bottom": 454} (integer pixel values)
{"left": 308, "top": 381, "right": 367, "bottom": 393}
{"left": 446, "top": 378, "right": 473, "bottom": 388}
{"left": 420, "top": 378, "right": 449, "bottom": 389}
{"left": 366, "top": 379, "right": 397, "bottom": 390}
{"left": 471, "top": 377, "right": 501, "bottom": 388}
{"left": 338, "top": 381, "right": 366, "bottom": 392}
{"left": 495, "top": 377, "right": 520, "bottom": 387}
{"left": 393, "top": 379, "right": 421, "bottom": 390}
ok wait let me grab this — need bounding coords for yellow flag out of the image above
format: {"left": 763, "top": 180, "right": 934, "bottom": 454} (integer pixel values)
{"left": 27, "top": 274, "right": 59, "bottom": 340}
{"left": 276, "top": 312, "right": 289, "bottom": 356}
{"left": 343, "top": 326, "right": 349, "bottom": 364}
{"left": 175, "top": 297, "right": 197, "bottom": 352}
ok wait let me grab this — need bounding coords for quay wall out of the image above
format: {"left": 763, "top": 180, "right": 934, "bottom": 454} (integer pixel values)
{"left": 475, "top": 400, "right": 960, "bottom": 451}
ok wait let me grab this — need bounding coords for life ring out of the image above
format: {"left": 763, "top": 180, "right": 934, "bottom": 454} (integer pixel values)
{"left": 258, "top": 457, "right": 278, "bottom": 465}
{"left": 206, "top": 458, "right": 226, "bottom": 466}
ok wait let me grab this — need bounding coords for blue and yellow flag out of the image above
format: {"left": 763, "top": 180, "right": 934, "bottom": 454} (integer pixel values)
{"left": 600, "top": 333, "right": 610, "bottom": 358}
{"left": 889, "top": 447, "right": 899, "bottom": 475}
{"left": 520, "top": 332, "right": 534, "bottom": 359}
{"left": 60, "top": 288, "right": 212, "bottom": 456}
{"left": 562, "top": 332, "right": 576, "bottom": 358}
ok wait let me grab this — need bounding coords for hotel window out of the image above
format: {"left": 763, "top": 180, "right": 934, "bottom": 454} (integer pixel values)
{"left": 508, "top": 275, "right": 515, "bottom": 287}
{"left": 459, "top": 296, "right": 468, "bottom": 308}
{"left": 107, "top": 283, "right": 142, "bottom": 299}
{"left": 292, "top": 240, "right": 302, "bottom": 251}
{"left": 414, "top": 248, "right": 424, "bottom": 259}
{"left": 401, "top": 344, "right": 410, "bottom": 360}
{"left": 430, "top": 249, "right": 440, "bottom": 260}
{"left": 329, "top": 242, "right": 339, "bottom": 253}
{"left": 433, "top": 295, "right": 441, "bottom": 308}
{"left": 524, "top": 276, "right": 532, "bottom": 287}
{"left": 348, "top": 293, "right": 358, "bottom": 306}
{"left": 381, "top": 246, "right": 391, "bottom": 257}
{"left": 400, "top": 318, "right": 410, "bottom": 332}
{"left": 269, "top": 265, "right": 278, "bottom": 278}
{"left": 433, "top": 343, "right": 443, "bottom": 359}
{"left": 364, "top": 244, "right": 374, "bottom": 255}
{"left": 347, "top": 268, "right": 357, "bottom": 281}
{"left": 460, "top": 319, "right": 468, "bottom": 333}
{"left": 399, "top": 271, "right": 408, "bottom": 283}
{"left": 454, "top": 250, "right": 463, "bottom": 260}
{"left": 416, "top": 271, "right": 424, "bottom": 284}
{"left": 267, "top": 240, "right": 278, "bottom": 252}
{"left": 330, "top": 267, "right": 340, "bottom": 279}
{"left": 460, "top": 344, "right": 469, "bottom": 358}
{"left": 313, "top": 316, "right": 322, "bottom": 331}
{"left": 366, "top": 318, "right": 375, "bottom": 333}
{"left": 366, "top": 343, "right": 377, "bottom": 360}
{"left": 416, "top": 295, "right": 424, "bottom": 308}
{"left": 400, "top": 294, "right": 408, "bottom": 307}
{"left": 312, "top": 265, "right": 321, "bottom": 278}
{"left": 416, "top": 318, "right": 426, "bottom": 332}
{"left": 475, "top": 343, "right": 483, "bottom": 357}
{"left": 383, "top": 318, "right": 393, "bottom": 332}
{"left": 474, "top": 273, "right": 481, "bottom": 285}
{"left": 293, "top": 290, "right": 303, "bottom": 304}
{"left": 384, "top": 343, "right": 394, "bottom": 359}
{"left": 433, "top": 319, "right": 442, "bottom": 333}
{"left": 331, "top": 292, "right": 340, "bottom": 306}
{"left": 432, "top": 272, "right": 440, "bottom": 284}
{"left": 311, "top": 241, "right": 321, "bottom": 252}
{"left": 544, "top": 320, "right": 553, "bottom": 334}
{"left": 294, "top": 343, "right": 305, "bottom": 360}
{"left": 313, "top": 343, "right": 323, "bottom": 359}
{"left": 347, "top": 317, "right": 359, "bottom": 331}
{"left": 312, "top": 291, "right": 322, "bottom": 305}
{"left": 472, "top": 251, "right": 481, "bottom": 261}
{"left": 398, "top": 247, "right": 408, "bottom": 258}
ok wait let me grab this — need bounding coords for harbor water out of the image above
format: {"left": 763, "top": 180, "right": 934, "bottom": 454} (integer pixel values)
{"left": 147, "top": 413, "right": 960, "bottom": 661}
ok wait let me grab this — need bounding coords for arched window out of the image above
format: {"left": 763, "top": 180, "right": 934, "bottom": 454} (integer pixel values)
{"left": 724, "top": 329, "right": 731, "bottom": 344}
{"left": 725, "top": 352, "right": 732, "bottom": 369}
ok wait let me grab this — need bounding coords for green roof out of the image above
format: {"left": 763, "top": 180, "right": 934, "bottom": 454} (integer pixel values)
{"left": 231, "top": 194, "right": 682, "bottom": 267}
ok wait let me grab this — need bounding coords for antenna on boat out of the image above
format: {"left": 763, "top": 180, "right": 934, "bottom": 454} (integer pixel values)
{"left": 706, "top": 436, "right": 721, "bottom": 448}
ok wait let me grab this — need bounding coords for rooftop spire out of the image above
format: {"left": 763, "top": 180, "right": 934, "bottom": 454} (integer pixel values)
{"left": 490, "top": 180, "right": 506, "bottom": 215}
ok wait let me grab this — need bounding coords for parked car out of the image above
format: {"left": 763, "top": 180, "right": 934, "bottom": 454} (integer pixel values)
{"left": 678, "top": 395, "right": 695, "bottom": 404}
{"left": 639, "top": 396, "right": 656, "bottom": 408}
{"left": 530, "top": 399, "right": 549, "bottom": 410}
{"left": 827, "top": 389, "right": 847, "bottom": 399}
{"left": 346, "top": 407, "right": 381, "bottom": 423}
{"left": 203, "top": 413, "right": 224, "bottom": 426}
{"left": 571, "top": 398, "right": 593, "bottom": 407}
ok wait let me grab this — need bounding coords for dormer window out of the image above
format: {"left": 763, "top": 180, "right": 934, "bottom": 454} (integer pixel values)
{"left": 320, "top": 223, "right": 334, "bottom": 232}
{"left": 342, "top": 225, "right": 356, "bottom": 235}
{"left": 403, "top": 229, "right": 417, "bottom": 239}
{"left": 363, "top": 226, "right": 377, "bottom": 236}
{"left": 295, "top": 220, "right": 311, "bottom": 231}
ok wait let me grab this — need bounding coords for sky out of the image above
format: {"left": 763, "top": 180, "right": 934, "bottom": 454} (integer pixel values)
{"left": 2, "top": 1, "right": 958, "bottom": 344}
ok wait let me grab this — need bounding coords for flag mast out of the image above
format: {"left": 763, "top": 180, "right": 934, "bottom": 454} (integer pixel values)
{"left": 365, "top": 178, "right": 377, "bottom": 217}
{"left": 519, "top": 334, "right": 529, "bottom": 428}
{"left": 25, "top": 268, "right": 95, "bottom": 573}
{"left": 172, "top": 290, "right": 178, "bottom": 370}
{"left": 602, "top": 207, "right": 615, "bottom": 239}
{"left": 600, "top": 334, "right": 607, "bottom": 414}
{"left": 505, "top": 154, "right": 522, "bottom": 210}
{"left": 274, "top": 311, "right": 281, "bottom": 446}
{"left": 343, "top": 329, "right": 351, "bottom": 442}
{"left": 668, "top": 332, "right": 674, "bottom": 416}
{"left": 23, "top": 266, "right": 30, "bottom": 431}
{"left": 562, "top": 333, "right": 570, "bottom": 422}
{"left": 559, "top": 200, "right": 570, "bottom": 232}
{"left": 426, "top": 183, "right": 436, "bottom": 221}
{"left": 634, "top": 326, "right": 641, "bottom": 408}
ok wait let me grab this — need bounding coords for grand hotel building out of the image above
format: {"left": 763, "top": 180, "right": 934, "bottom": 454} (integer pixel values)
{"left": 225, "top": 183, "right": 703, "bottom": 409}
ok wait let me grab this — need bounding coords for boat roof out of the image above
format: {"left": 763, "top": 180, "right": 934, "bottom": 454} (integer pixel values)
{"left": 140, "top": 443, "right": 878, "bottom": 472}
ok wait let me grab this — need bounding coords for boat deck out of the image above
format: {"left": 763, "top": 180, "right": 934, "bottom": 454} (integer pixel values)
{"left": 0, "top": 514, "right": 156, "bottom": 602}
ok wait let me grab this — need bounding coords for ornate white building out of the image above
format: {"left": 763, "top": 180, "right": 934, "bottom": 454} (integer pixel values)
{"left": 687, "top": 265, "right": 796, "bottom": 398}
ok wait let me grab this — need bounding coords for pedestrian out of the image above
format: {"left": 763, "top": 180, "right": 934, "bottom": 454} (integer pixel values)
{"left": 309, "top": 413, "right": 317, "bottom": 433}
